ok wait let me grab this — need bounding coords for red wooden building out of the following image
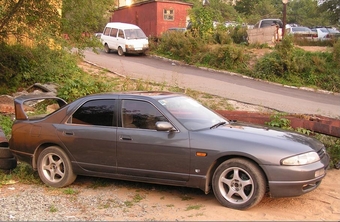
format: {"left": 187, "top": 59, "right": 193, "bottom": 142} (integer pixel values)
{"left": 110, "top": 0, "right": 193, "bottom": 37}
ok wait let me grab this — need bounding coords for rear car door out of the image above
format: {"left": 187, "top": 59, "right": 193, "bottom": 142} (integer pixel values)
{"left": 117, "top": 99, "right": 190, "bottom": 183}
{"left": 56, "top": 99, "right": 117, "bottom": 173}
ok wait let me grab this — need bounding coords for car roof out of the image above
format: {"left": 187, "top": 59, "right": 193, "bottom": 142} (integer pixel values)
{"left": 105, "top": 22, "right": 141, "bottom": 30}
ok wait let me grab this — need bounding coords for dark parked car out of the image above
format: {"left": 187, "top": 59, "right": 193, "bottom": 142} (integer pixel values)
{"left": 9, "top": 92, "right": 329, "bottom": 210}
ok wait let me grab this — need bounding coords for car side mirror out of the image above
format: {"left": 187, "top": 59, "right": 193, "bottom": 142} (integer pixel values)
{"left": 155, "top": 121, "right": 176, "bottom": 132}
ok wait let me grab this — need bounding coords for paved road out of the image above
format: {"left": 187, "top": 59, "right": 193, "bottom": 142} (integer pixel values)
{"left": 84, "top": 50, "right": 340, "bottom": 118}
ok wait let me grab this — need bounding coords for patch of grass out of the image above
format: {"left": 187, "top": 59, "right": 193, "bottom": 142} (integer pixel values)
{"left": 180, "top": 194, "right": 194, "bottom": 201}
{"left": 49, "top": 204, "right": 58, "bottom": 213}
{"left": 132, "top": 193, "right": 145, "bottom": 203}
{"left": 0, "top": 162, "right": 41, "bottom": 185}
{"left": 166, "top": 204, "right": 174, "bottom": 207}
{"left": 185, "top": 204, "right": 203, "bottom": 211}
{"left": 124, "top": 200, "right": 133, "bottom": 208}
{"left": 63, "top": 188, "right": 79, "bottom": 195}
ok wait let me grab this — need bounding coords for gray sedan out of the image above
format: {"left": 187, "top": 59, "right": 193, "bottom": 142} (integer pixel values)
{"left": 9, "top": 91, "right": 329, "bottom": 210}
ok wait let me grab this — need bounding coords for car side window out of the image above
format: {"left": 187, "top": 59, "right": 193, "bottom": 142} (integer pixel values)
{"left": 103, "top": 27, "right": 111, "bottom": 36}
{"left": 71, "top": 99, "right": 116, "bottom": 127}
{"left": 121, "top": 100, "right": 167, "bottom": 130}
{"left": 118, "top": 29, "right": 125, "bottom": 39}
{"left": 110, "top": 28, "right": 118, "bottom": 37}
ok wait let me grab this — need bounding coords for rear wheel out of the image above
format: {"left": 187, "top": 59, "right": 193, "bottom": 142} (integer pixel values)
{"left": 104, "top": 43, "right": 111, "bottom": 53}
{"left": 37, "top": 146, "right": 76, "bottom": 188}
{"left": 117, "top": 46, "right": 124, "bottom": 56}
{"left": 212, "top": 158, "right": 266, "bottom": 210}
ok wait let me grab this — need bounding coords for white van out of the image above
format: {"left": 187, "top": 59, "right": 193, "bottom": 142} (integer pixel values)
{"left": 100, "top": 22, "right": 149, "bottom": 56}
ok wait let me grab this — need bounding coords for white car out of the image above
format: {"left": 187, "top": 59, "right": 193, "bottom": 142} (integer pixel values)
{"left": 311, "top": 27, "right": 340, "bottom": 41}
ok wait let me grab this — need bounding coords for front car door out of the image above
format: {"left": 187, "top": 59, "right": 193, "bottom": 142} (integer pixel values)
{"left": 116, "top": 99, "right": 190, "bottom": 184}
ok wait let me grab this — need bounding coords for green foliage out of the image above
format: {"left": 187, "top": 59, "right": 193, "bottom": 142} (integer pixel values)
{"left": 188, "top": 6, "right": 215, "bottom": 39}
{"left": 156, "top": 31, "right": 202, "bottom": 63}
{"left": 0, "top": 0, "right": 61, "bottom": 44}
{"left": 251, "top": 37, "right": 340, "bottom": 92}
{"left": 0, "top": 43, "right": 81, "bottom": 94}
{"left": 57, "top": 73, "right": 118, "bottom": 102}
{"left": 0, "top": 115, "right": 13, "bottom": 139}
{"left": 316, "top": 134, "right": 340, "bottom": 169}
{"left": 0, "top": 162, "right": 41, "bottom": 185}
{"left": 266, "top": 112, "right": 291, "bottom": 129}
{"left": 61, "top": 0, "right": 116, "bottom": 50}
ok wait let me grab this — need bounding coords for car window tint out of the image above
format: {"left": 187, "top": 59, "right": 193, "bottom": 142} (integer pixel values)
{"left": 121, "top": 100, "right": 167, "bottom": 130}
{"left": 103, "top": 27, "right": 111, "bottom": 36}
{"left": 118, "top": 29, "right": 125, "bottom": 38}
{"left": 110, "top": 28, "right": 118, "bottom": 37}
{"left": 72, "top": 99, "right": 116, "bottom": 127}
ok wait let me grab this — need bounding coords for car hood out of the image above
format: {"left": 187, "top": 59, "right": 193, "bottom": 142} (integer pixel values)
{"left": 189, "top": 122, "right": 324, "bottom": 164}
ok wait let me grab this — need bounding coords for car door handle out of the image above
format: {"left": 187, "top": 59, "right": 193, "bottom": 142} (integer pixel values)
{"left": 120, "top": 135, "right": 132, "bottom": 141}
{"left": 64, "top": 132, "right": 74, "bottom": 136}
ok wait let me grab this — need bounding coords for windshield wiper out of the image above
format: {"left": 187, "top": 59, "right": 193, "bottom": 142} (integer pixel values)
{"left": 210, "top": 121, "right": 227, "bottom": 129}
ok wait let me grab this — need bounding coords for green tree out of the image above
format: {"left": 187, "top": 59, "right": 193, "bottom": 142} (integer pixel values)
{"left": 61, "top": 0, "right": 116, "bottom": 49}
{"left": 0, "top": 0, "right": 61, "bottom": 44}
{"left": 288, "top": 0, "right": 330, "bottom": 27}
{"left": 318, "top": 0, "right": 340, "bottom": 25}
{"left": 188, "top": 5, "right": 215, "bottom": 39}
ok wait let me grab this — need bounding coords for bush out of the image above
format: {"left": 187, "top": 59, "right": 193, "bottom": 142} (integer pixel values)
{"left": 252, "top": 37, "right": 340, "bottom": 92}
{"left": 0, "top": 43, "right": 80, "bottom": 94}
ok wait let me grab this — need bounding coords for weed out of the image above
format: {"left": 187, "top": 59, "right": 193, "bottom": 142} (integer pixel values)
{"left": 166, "top": 204, "right": 174, "bottom": 207}
{"left": 124, "top": 200, "right": 133, "bottom": 208}
{"left": 0, "top": 162, "right": 41, "bottom": 185}
{"left": 63, "top": 188, "right": 79, "bottom": 195}
{"left": 180, "top": 194, "right": 193, "bottom": 201}
{"left": 133, "top": 193, "right": 145, "bottom": 203}
{"left": 49, "top": 204, "right": 58, "bottom": 213}
{"left": 266, "top": 112, "right": 291, "bottom": 129}
{"left": 185, "top": 204, "right": 203, "bottom": 211}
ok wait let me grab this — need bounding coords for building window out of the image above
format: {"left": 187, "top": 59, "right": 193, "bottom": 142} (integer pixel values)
{"left": 163, "top": 9, "right": 174, "bottom": 21}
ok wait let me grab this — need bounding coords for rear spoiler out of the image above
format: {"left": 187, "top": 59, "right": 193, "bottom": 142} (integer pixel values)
{"left": 14, "top": 93, "right": 67, "bottom": 120}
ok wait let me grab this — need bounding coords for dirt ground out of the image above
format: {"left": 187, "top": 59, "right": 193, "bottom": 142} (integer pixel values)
{"left": 1, "top": 169, "right": 339, "bottom": 221}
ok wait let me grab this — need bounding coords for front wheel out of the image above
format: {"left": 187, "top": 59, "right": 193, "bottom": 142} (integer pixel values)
{"left": 212, "top": 158, "right": 266, "bottom": 210}
{"left": 117, "top": 46, "right": 124, "bottom": 56}
{"left": 37, "top": 146, "right": 76, "bottom": 188}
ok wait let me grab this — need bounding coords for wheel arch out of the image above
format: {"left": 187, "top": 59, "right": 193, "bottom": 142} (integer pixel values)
{"left": 32, "top": 143, "right": 69, "bottom": 170}
{"left": 204, "top": 154, "right": 269, "bottom": 194}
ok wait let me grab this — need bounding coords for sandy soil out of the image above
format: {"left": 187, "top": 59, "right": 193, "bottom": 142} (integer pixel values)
{"left": 1, "top": 169, "right": 339, "bottom": 221}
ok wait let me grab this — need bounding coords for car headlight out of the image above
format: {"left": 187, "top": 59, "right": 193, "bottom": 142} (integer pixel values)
{"left": 281, "top": 152, "right": 320, "bottom": 166}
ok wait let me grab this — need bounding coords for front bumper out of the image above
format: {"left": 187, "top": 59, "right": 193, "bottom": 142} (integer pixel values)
{"left": 262, "top": 153, "right": 329, "bottom": 197}
{"left": 126, "top": 47, "right": 148, "bottom": 54}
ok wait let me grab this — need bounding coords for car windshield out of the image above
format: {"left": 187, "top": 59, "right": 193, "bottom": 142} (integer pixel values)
{"left": 157, "top": 96, "right": 228, "bottom": 130}
{"left": 125, "top": 29, "right": 147, "bottom": 39}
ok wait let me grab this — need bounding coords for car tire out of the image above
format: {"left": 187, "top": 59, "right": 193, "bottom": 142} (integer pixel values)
{"left": 104, "top": 43, "right": 111, "bottom": 53}
{"left": 212, "top": 158, "right": 266, "bottom": 210}
{"left": 0, "top": 156, "right": 17, "bottom": 170}
{"left": 37, "top": 146, "right": 77, "bottom": 188}
{"left": 0, "top": 147, "right": 13, "bottom": 159}
{"left": 117, "top": 46, "right": 124, "bottom": 56}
